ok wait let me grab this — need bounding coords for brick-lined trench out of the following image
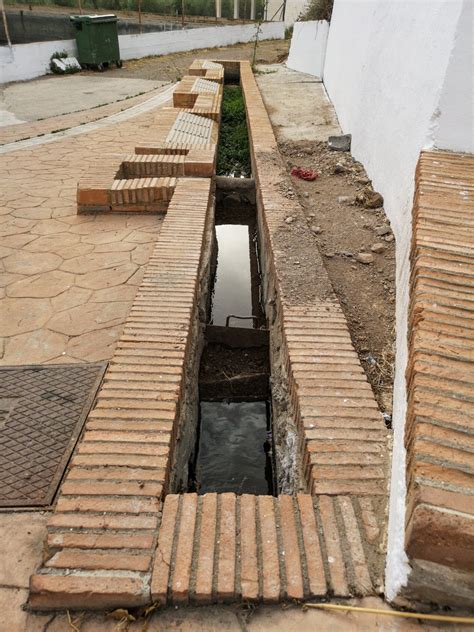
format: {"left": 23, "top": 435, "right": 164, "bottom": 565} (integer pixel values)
{"left": 29, "top": 60, "right": 388, "bottom": 610}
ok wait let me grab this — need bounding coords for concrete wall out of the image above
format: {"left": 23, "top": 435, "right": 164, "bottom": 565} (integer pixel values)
{"left": 287, "top": 20, "right": 328, "bottom": 78}
{"left": 323, "top": 0, "right": 473, "bottom": 602}
{"left": 0, "top": 21, "right": 284, "bottom": 84}
{"left": 119, "top": 21, "right": 284, "bottom": 61}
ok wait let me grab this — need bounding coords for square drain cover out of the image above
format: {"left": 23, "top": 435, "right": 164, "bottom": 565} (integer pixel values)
{"left": 0, "top": 363, "right": 106, "bottom": 508}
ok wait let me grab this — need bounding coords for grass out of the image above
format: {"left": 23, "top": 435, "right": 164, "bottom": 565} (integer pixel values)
{"left": 217, "top": 85, "right": 251, "bottom": 178}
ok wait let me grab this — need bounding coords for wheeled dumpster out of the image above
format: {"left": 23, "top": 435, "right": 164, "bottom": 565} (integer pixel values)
{"left": 70, "top": 14, "right": 122, "bottom": 70}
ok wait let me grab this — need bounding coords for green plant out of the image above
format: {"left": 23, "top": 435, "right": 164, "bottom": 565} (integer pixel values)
{"left": 298, "top": 0, "right": 333, "bottom": 22}
{"left": 217, "top": 86, "right": 251, "bottom": 178}
{"left": 284, "top": 25, "right": 293, "bottom": 39}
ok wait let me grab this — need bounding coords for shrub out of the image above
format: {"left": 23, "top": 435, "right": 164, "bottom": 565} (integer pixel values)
{"left": 298, "top": 0, "right": 333, "bottom": 22}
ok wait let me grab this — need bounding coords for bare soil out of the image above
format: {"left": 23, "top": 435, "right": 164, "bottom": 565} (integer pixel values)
{"left": 278, "top": 140, "right": 396, "bottom": 416}
{"left": 112, "top": 40, "right": 290, "bottom": 82}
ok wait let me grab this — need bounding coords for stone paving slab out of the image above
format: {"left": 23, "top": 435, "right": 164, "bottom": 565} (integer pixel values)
{"left": 0, "top": 99, "right": 173, "bottom": 366}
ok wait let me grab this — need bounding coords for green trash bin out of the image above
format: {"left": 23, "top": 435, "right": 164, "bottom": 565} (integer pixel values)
{"left": 70, "top": 14, "right": 122, "bottom": 70}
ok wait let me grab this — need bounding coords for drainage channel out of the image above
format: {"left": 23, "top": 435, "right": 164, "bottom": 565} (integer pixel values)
{"left": 191, "top": 195, "right": 275, "bottom": 496}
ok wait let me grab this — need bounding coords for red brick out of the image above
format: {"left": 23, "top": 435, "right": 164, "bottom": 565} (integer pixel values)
{"left": 151, "top": 494, "right": 179, "bottom": 605}
{"left": 56, "top": 496, "right": 160, "bottom": 514}
{"left": 240, "top": 494, "right": 259, "bottom": 601}
{"left": 337, "top": 497, "right": 372, "bottom": 594}
{"left": 60, "top": 480, "right": 162, "bottom": 497}
{"left": 47, "top": 513, "right": 157, "bottom": 531}
{"left": 194, "top": 493, "right": 217, "bottom": 603}
{"left": 29, "top": 573, "right": 148, "bottom": 610}
{"left": 45, "top": 551, "right": 151, "bottom": 572}
{"left": 172, "top": 493, "right": 198, "bottom": 604}
{"left": 216, "top": 493, "right": 236, "bottom": 601}
{"left": 318, "top": 496, "right": 348, "bottom": 596}
{"left": 278, "top": 495, "right": 304, "bottom": 600}
{"left": 258, "top": 496, "right": 281, "bottom": 602}
{"left": 297, "top": 494, "right": 326, "bottom": 596}
{"left": 358, "top": 497, "right": 381, "bottom": 544}
{"left": 47, "top": 532, "right": 154, "bottom": 550}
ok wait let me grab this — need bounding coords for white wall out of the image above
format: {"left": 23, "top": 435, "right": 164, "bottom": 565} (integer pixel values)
{"left": 119, "top": 21, "right": 284, "bottom": 61}
{"left": 287, "top": 20, "right": 328, "bottom": 78}
{"left": 435, "top": 0, "right": 474, "bottom": 153}
{"left": 0, "top": 21, "right": 284, "bottom": 84}
{"left": 0, "top": 39, "right": 76, "bottom": 84}
{"left": 323, "top": 0, "right": 472, "bottom": 602}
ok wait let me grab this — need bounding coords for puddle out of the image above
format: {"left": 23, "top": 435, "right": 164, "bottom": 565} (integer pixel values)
{"left": 210, "top": 203, "right": 264, "bottom": 329}
{"left": 195, "top": 401, "right": 273, "bottom": 495}
{"left": 211, "top": 224, "right": 254, "bottom": 328}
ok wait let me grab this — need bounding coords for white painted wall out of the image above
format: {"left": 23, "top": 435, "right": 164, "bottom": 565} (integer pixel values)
{"left": 0, "top": 39, "right": 76, "bottom": 84}
{"left": 0, "top": 21, "right": 284, "bottom": 84}
{"left": 287, "top": 20, "right": 328, "bottom": 78}
{"left": 435, "top": 0, "right": 474, "bottom": 153}
{"left": 323, "top": 0, "right": 472, "bottom": 601}
{"left": 118, "top": 21, "right": 284, "bottom": 61}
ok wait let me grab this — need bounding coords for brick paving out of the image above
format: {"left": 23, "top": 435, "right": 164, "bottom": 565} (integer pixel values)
{"left": 28, "top": 60, "right": 388, "bottom": 610}
{"left": 405, "top": 150, "right": 474, "bottom": 574}
{"left": 150, "top": 493, "right": 380, "bottom": 605}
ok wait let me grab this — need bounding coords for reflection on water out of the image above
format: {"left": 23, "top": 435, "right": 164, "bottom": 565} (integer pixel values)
{"left": 211, "top": 224, "right": 253, "bottom": 328}
{"left": 196, "top": 401, "right": 272, "bottom": 495}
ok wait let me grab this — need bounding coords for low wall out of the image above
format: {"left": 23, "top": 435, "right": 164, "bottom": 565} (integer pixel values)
{"left": 323, "top": 0, "right": 473, "bottom": 603}
{"left": 0, "top": 21, "right": 284, "bottom": 84}
{"left": 286, "top": 20, "right": 328, "bottom": 78}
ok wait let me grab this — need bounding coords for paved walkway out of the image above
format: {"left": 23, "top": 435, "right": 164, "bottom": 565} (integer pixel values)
{"left": 0, "top": 76, "right": 166, "bottom": 126}
{"left": 0, "top": 86, "right": 174, "bottom": 366}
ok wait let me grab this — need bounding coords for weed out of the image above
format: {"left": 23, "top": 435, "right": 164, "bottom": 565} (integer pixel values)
{"left": 216, "top": 86, "right": 251, "bottom": 178}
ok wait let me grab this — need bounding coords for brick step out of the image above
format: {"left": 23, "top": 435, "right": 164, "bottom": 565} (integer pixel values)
{"left": 173, "top": 76, "right": 222, "bottom": 109}
{"left": 189, "top": 59, "right": 224, "bottom": 83}
{"left": 121, "top": 147, "right": 215, "bottom": 178}
{"left": 77, "top": 176, "right": 176, "bottom": 213}
{"left": 151, "top": 493, "right": 382, "bottom": 606}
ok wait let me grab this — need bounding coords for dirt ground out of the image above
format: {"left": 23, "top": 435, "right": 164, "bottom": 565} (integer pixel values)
{"left": 278, "top": 140, "right": 396, "bottom": 417}
{"left": 112, "top": 40, "right": 290, "bottom": 82}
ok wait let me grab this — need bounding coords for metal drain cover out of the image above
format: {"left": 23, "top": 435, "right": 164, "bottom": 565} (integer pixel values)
{"left": 0, "top": 363, "right": 106, "bottom": 508}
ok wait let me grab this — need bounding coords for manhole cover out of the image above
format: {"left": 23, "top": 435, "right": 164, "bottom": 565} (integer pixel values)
{"left": 0, "top": 363, "right": 106, "bottom": 508}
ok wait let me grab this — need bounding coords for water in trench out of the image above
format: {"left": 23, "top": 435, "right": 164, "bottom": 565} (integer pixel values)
{"left": 196, "top": 401, "right": 273, "bottom": 495}
{"left": 191, "top": 199, "right": 275, "bottom": 495}
{"left": 209, "top": 206, "right": 265, "bottom": 329}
